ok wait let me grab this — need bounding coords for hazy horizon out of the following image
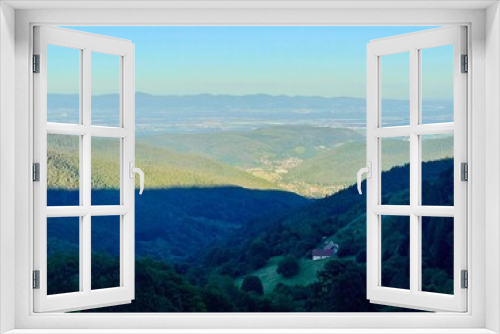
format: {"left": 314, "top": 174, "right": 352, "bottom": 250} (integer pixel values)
{"left": 47, "top": 93, "right": 453, "bottom": 134}
{"left": 49, "top": 26, "right": 453, "bottom": 99}
{"left": 48, "top": 91, "right": 454, "bottom": 100}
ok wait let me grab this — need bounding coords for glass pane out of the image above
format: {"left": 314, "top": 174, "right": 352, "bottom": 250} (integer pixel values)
{"left": 91, "top": 52, "right": 121, "bottom": 127}
{"left": 91, "top": 215, "right": 120, "bottom": 290}
{"left": 47, "top": 217, "right": 80, "bottom": 295}
{"left": 421, "top": 216, "right": 454, "bottom": 294}
{"left": 421, "top": 45, "right": 454, "bottom": 124}
{"left": 421, "top": 134, "right": 454, "bottom": 206}
{"left": 381, "top": 137, "right": 410, "bottom": 205}
{"left": 47, "top": 45, "right": 80, "bottom": 124}
{"left": 381, "top": 52, "right": 410, "bottom": 127}
{"left": 91, "top": 137, "right": 121, "bottom": 206}
{"left": 381, "top": 215, "right": 410, "bottom": 290}
{"left": 47, "top": 134, "right": 80, "bottom": 206}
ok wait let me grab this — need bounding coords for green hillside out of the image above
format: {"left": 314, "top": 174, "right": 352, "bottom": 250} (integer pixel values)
{"left": 138, "top": 125, "right": 363, "bottom": 168}
{"left": 47, "top": 129, "right": 453, "bottom": 199}
{"left": 47, "top": 135, "right": 279, "bottom": 190}
{"left": 197, "top": 159, "right": 453, "bottom": 279}
{"left": 49, "top": 159, "right": 453, "bottom": 313}
{"left": 138, "top": 128, "right": 452, "bottom": 198}
{"left": 284, "top": 136, "right": 453, "bottom": 187}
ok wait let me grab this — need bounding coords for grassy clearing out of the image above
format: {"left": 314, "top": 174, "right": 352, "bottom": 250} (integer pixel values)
{"left": 236, "top": 256, "right": 331, "bottom": 293}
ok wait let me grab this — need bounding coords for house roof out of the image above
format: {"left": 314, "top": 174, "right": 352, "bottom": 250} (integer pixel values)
{"left": 312, "top": 249, "right": 334, "bottom": 257}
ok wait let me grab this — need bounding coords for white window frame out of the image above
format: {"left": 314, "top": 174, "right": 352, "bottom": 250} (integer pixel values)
{"left": 0, "top": 2, "right": 498, "bottom": 333}
{"left": 366, "top": 26, "right": 468, "bottom": 312}
{"left": 33, "top": 26, "right": 136, "bottom": 313}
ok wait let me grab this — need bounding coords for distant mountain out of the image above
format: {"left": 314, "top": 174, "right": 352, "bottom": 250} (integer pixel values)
{"left": 47, "top": 93, "right": 453, "bottom": 133}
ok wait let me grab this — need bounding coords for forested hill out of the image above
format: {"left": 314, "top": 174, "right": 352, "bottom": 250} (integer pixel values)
{"left": 188, "top": 158, "right": 454, "bottom": 288}
{"left": 49, "top": 158, "right": 453, "bottom": 312}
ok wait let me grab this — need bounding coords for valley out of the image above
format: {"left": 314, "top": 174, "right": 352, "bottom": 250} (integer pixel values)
{"left": 47, "top": 93, "right": 454, "bottom": 198}
{"left": 45, "top": 93, "right": 455, "bottom": 312}
{"left": 50, "top": 159, "right": 453, "bottom": 312}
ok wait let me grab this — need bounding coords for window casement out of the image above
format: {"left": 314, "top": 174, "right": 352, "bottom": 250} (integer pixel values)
{"left": 9, "top": 6, "right": 490, "bottom": 332}
{"left": 33, "top": 26, "right": 140, "bottom": 312}
{"left": 31, "top": 24, "right": 467, "bottom": 315}
{"left": 361, "top": 26, "right": 467, "bottom": 312}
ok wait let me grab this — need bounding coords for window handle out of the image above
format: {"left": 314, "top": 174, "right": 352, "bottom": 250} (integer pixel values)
{"left": 357, "top": 162, "right": 371, "bottom": 195}
{"left": 129, "top": 162, "right": 144, "bottom": 195}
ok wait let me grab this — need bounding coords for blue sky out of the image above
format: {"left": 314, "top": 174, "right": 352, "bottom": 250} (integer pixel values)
{"left": 49, "top": 26, "right": 453, "bottom": 99}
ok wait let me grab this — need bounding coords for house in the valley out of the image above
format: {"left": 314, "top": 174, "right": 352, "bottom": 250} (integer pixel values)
{"left": 312, "top": 242, "right": 339, "bottom": 260}
{"left": 312, "top": 248, "right": 334, "bottom": 261}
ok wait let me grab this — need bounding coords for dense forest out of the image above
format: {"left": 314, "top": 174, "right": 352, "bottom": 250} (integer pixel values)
{"left": 47, "top": 158, "right": 454, "bottom": 312}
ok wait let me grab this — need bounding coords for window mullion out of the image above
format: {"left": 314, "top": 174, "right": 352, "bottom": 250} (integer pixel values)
{"left": 416, "top": 47, "right": 423, "bottom": 293}
{"left": 409, "top": 47, "right": 420, "bottom": 294}
{"left": 82, "top": 48, "right": 92, "bottom": 294}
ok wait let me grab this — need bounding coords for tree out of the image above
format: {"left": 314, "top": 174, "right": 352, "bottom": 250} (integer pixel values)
{"left": 247, "top": 239, "right": 270, "bottom": 270}
{"left": 356, "top": 249, "right": 366, "bottom": 263}
{"left": 309, "top": 260, "right": 374, "bottom": 312}
{"left": 277, "top": 256, "right": 300, "bottom": 278}
{"left": 241, "top": 275, "right": 264, "bottom": 295}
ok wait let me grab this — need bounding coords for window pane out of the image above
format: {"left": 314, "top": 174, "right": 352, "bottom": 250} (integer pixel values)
{"left": 47, "top": 217, "right": 80, "bottom": 295}
{"left": 421, "top": 45, "right": 454, "bottom": 124}
{"left": 91, "top": 52, "right": 121, "bottom": 127}
{"left": 47, "top": 134, "right": 80, "bottom": 206}
{"left": 421, "top": 216, "right": 454, "bottom": 294}
{"left": 47, "top": 45, "right": 80, "bottom": 124}
{"left": 421, "top": 134, "right": 454, "bottom": 206}
{"left": 91, "top": 137, "right": 121, "bottom": 206}
{"left": 381, "top": 215, "right": 410, "bottom": 290}
{"left": 381, "top": 137, "right": 410, "bottom": 205}
{"left": 381, "top": 52, "right": 410, "bottom": 127}
{"left": 91, "top": 215, "right": 120, "bottom": 290}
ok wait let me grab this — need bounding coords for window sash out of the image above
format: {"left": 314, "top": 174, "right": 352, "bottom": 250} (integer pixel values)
{"left": 32, "top": 26, "right": 136, "bottom": 313}
{"left": 366, "top": 26, "right": 468, "bottom": 312}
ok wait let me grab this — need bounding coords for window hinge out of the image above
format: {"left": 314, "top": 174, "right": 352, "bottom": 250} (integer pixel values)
{"left": 461, "top": 270, "right": 468, "bottom": 289}
{"left": 33, "top": 163, "right": 40, "bottom": 182}
{"left": 461, "top": 162, "right": 468, "bottom": 181}
{"left": 33, "top": 54, "right": 40, "bottom": 73}
{"left": 461, "top": 54, "right": 468, "bottom": 73}
{"left": 33, "top": 270, "right": 40, "bottom": 289}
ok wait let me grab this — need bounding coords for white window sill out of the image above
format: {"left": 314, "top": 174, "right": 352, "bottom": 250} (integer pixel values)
{"left": 4, "top": 329, "right": 498, "bottom": 334}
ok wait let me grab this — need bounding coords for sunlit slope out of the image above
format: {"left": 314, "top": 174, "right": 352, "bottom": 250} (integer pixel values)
{"left": 47, "top": 136, "right": 280, "bottom": 190}
{"left": 284, "top": 136, "right": 453, "bottom": 187}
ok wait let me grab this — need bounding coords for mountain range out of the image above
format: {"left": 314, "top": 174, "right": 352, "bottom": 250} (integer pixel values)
{"left": 48, "top": 93, "right": 453, "bottom": 133}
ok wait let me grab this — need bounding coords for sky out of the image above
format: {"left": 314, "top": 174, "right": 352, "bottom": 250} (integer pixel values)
{"left": 48, "top": 26, "right": 453, "bottom": 99}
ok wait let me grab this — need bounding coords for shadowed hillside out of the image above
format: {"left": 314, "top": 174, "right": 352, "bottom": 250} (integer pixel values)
{"left": 48, "top": 159, "right": 453, "bottom": 312}
{"left": 48, "top": 187, "right": 310, "bottom": 262}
